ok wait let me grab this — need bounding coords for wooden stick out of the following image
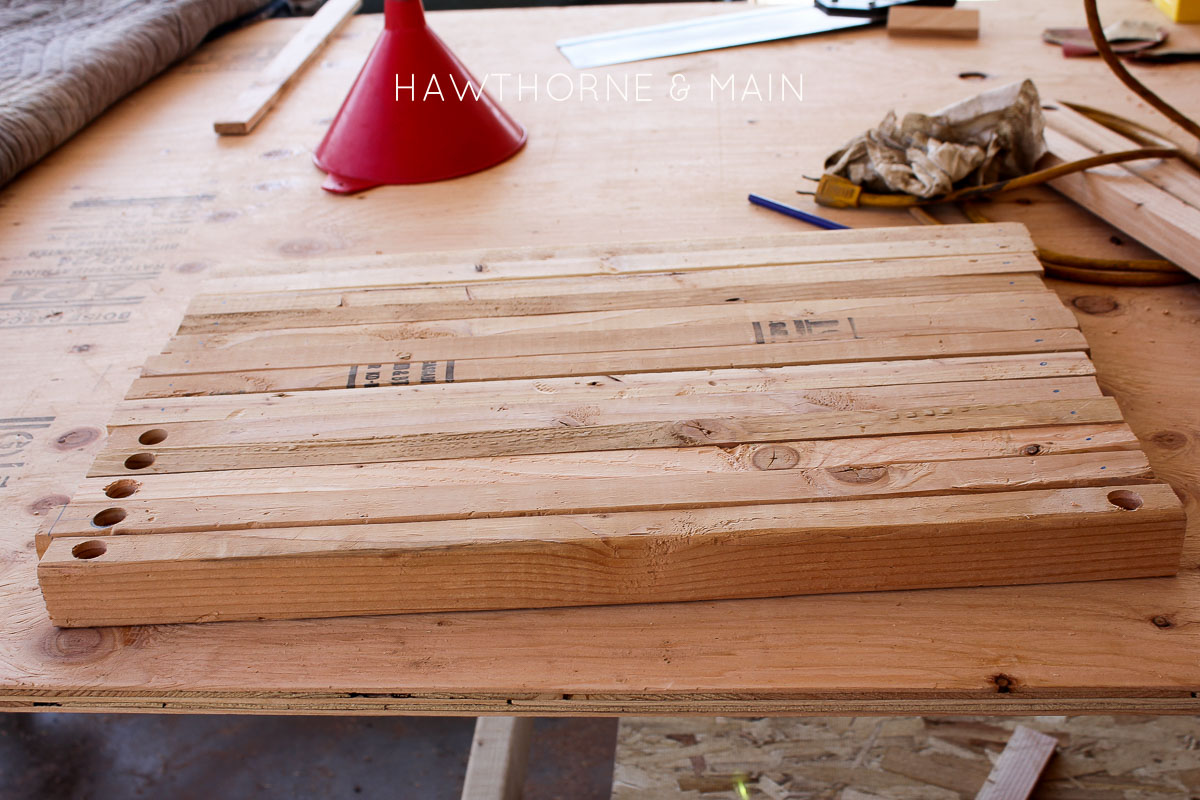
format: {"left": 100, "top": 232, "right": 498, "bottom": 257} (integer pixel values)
{"left": 1044, "top": 127, "right": 1200, "bottom": 279}
{"left": 38, "top": 484, "right": 1186, "bottom": 627}
{"left": 180, "top": 261, "right": 1044, "bottom": 332}
{"left": 171, "top": 279, "right": 1050, "bottom": 360}
{"left": 87, "top": 398, "right": 1125, "bottom": 475}
{"left": 185, "top": 251, "right": 1041, "bottom": 318}
{"left": 204, "top": 223, "right": 1037, "bottom": 294}
{"left": 126, "top": 328, "right": 1088, "bottom": 397}
{"left": 51, "top": 452, "right": 1152, "bottom": 537}
{"left": 112, "top": 352, "right": 1098, "bottom": 425}
{"left": 145, "top": 292, "right": 1075, "bottom": 375}
{"left": 1045, "top": 104, "right": 1200, "bottom": 210}
{"left": 974, "top": 725, "right": 1058, "bottom": 800}
{"left": 101, "top": 377, "right": 1104, "bottom": 465}
{"left": 213, "top": 0, "right": 361, "bottom": 135}
{"left": 71, "top": 423, "right": 1139, "bottom": 502}
{"left": 461, "top": 717, "right": 533, "bottom": 800}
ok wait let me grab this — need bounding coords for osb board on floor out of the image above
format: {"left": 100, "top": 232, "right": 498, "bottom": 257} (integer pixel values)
{"left": 0, "top": 0, "right": 1199, "bottom": 712}
{"left": 612, "top": 716, "right": 1200, "bottom": 799}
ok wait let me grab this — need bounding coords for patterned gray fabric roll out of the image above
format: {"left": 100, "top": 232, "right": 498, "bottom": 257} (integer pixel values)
{"left": 0, "top": 0, "right": 266, "bottom": 186}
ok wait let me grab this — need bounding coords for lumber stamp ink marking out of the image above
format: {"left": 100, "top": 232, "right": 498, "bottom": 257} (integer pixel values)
{"left": 347, "top": 361, "right": 457, "bottom": 388}
{"left": 0, "top": 264, "right": 162, "bottom": 329}
{"left": 751, "top": 316, "right": 863, "bottom": 343}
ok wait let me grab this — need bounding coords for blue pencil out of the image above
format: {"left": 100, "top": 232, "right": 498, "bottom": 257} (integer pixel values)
{"left": 748, "top": 193, "right": 849, "bottom": 231}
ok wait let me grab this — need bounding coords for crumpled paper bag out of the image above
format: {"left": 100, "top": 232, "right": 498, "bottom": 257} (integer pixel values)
{"left": 823, "top": 79, "right": 1047, "bottom": 199}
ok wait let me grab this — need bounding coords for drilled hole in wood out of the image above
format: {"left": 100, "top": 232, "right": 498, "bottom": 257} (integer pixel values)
{"left": 138, "top": 429, "right": 168, "bottom": 445}
{"left": 1108, "top": 490, "right": 1143, "bottom": 511}
{"left": 71, "top": 540, "right": 107, "bottom": 560}
{"left": 104, "top": 479, "right": 140, "bottom": 499}
{"left": 124, "top": 453, "right": 156, "bottom": 470}
{"left": 958, "top": 71, "right": 989, "bottom": 80}
{"left": 92, "top": 508, "right": 127, "bottom": 527}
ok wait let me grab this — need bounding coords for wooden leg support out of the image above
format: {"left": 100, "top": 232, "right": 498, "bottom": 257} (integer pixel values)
{"left": 461, "top": 717, "right": 534, "bottom": 800}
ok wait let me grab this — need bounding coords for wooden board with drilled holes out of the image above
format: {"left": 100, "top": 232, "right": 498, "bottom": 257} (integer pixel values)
{"left": 34, "top": 224, "right": 1186, "bottom": 627}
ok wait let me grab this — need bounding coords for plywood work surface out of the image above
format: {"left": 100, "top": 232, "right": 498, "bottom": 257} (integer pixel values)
{"left": 2, "top": 0, "right": 1200, "bottom": 713}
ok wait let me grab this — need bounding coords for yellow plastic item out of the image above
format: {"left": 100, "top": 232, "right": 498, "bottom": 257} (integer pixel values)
{"left": 1153, "top": 0, "right": 1200, "bottom": 23}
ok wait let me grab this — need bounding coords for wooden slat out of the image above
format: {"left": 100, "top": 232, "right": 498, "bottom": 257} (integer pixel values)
{"left": 193, "top": 223, "right": 1037, "bottom": 298}
{"left": 1045, "top": 103, "right": 1200, "bottom": 211}
{"left": 148, "top": 290, "right": 1073, "bottom": 375}
{"left": 126, "top": 328, "right": 1088, "bottom": 397}
{"left": 213, "top": 0, "right": 362, "bottom": 135}
{"left": 111, "top": 352, "right": 1097, "bottom": 426}
{"left": 186, "top": 252, "right": 1041, "bottom": 318}
{"left": 101, "top": 377, "right": 1104, "bottom": 460}
{"left": 37, "top": 484, "right": 1186, "bottom": 627}
{"left": 1044, "top": 127, "right": 1200, "bottom": 278}
{"left": 50, "top": 452, "right": 1153, "bottom": 536}
{"left": 180, "top": 263, "right": 1045, "bottom": 333}
{"left": 87, "top": 397, "right": 1126, "bottom": 475}
{"left": 974, "top": 725, "right": 1058, "bottom": 800}
{"left": 71, "top": 423, "right": 1140, "bottom": 502}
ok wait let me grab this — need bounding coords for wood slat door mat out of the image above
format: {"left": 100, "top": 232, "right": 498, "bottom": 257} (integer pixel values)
{"left": 35, "top": 223, "right": 1187, "bottom": 627}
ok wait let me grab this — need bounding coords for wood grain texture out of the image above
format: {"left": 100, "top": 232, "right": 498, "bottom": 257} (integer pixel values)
{"left": 1045, "top": 103, "right": 1200, "bottom": 211}
{"left": 126, "top": 328, "right": 1087, "bottom": 397}
{"left": 43, "top": 211, "right": 1177, "bottom": 627}
{"left": 86, "top": 398, "right": 1127, "bottom": 475}
{"left": 111, "top": 352, "right": 1097, "bottom": 426}
{"left": 973, "top": 724, "right": 1058, "bottom": 800}
{"left": 3, "top": 0, "right": 1200, "bottom": 713}
{"left": 37, "top": 485, "right": 1186, "bottom": 626}
{"left": 1044, "top": 127, "right": 1200, "bottom": 278}
{"left": 184, "top": 228, "right": 1038, "bottom": 312}
{"left": 887, "top": 6, "right": 980, "bottom": 38}
{"left": 178, "top": 262, "right": 1041, "bottom": 333}
{"left": 68, "top": 422, "right": 1140, "bottom": 500}
{"left": 48, "top": 452, "right": 1154, "bottom": 536}
{"left": 147, "top": 289, "right": 1069, "bottom": 375}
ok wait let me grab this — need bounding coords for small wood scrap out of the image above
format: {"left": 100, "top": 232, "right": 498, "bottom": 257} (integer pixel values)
{"left": 1043, "top": 102, "right": 1200, "bottom": 280}
{"left": 886, "top": 7, "right": 980, "bottom": 39}
{"left": 212, "top": 0, "right": 361, "bottom": 135}
{"left": 974, "top": 725, "right": 1057, "bottom": 800}
{"left": 611, "top": 716, "right": 1200, "bottom": 799}
{"left": 34, "top": 224, "right": 1186, "bottom": 627}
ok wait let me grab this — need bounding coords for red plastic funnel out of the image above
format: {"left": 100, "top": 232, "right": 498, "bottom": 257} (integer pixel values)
{"left": 313, "top": 0, "right": 526, "bottom": 193}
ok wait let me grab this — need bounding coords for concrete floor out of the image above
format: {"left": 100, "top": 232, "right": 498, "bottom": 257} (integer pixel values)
{"left": 0, "top": 714, "right": 617, "bottom": 799}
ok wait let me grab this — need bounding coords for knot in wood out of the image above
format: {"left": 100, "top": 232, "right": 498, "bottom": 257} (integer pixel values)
{"left": 750, "top": 444, "right": 800, "bottom": 471}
